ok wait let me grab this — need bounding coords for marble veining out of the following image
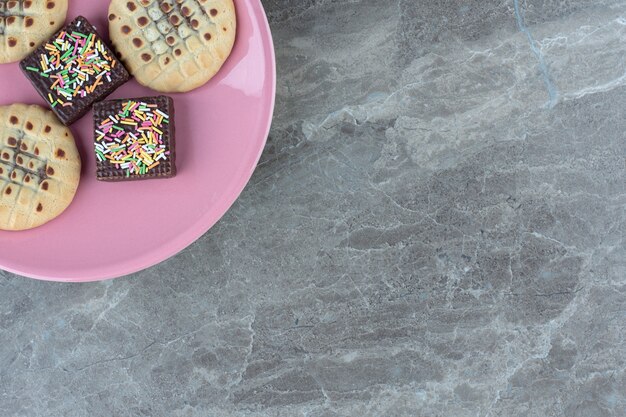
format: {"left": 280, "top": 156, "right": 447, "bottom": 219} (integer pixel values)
{"left": 1, "top": 0, "right": 625, "bottom": 416}
{"left": 513, "top": 0, "right": 558, "bottom": 106}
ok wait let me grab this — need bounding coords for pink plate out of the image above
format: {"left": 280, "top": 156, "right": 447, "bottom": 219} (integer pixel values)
{"left": 0, "top": 0, "right": 275, "bottom": 281}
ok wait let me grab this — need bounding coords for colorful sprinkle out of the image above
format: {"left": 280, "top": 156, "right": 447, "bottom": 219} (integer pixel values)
{"left": 96, "top": 100, "right": 170, "bottom": 176}
{"left": 33, "top": 29, "right": 116, "bottom": 107}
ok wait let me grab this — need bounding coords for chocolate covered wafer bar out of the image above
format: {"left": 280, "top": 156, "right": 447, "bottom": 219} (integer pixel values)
{"left": 93, "top": 96, "right": 176, "bottom": 181}
{"left": 20, "top": 16, "right": 130, "bottom": 125}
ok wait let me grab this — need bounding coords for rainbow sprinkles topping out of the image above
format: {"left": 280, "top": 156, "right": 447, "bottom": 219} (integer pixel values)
{"left": 29, "top": 28, "right": 115, "bottom": 107}
{"left": 93, "top": 96, "right": 177, "bottom": 181}
{"left": 20, "top": 16, "right": 129, "bottom": 125}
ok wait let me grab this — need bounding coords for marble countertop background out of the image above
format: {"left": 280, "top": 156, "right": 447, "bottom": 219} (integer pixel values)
{"left": 1, "top": 0, "right": 625, "bottom": 416}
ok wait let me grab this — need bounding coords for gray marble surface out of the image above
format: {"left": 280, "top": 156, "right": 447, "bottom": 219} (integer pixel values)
{"left": 1, "top": 0, "right": 626, "bottom": 415}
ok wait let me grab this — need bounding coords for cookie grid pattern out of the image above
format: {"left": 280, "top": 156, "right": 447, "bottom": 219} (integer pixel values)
{"left": 1, "top": 117, "right": 57, "bottom": 221}
{"left": 0, "top": 0, "right": 29, "bottom": 37}
{"left": 109, "top": 0, "right": 235, "bottom": 92}
{"left": 0, "top": 0, "right": 67, "bottom": 63}
{"left": 0, "top": 105, "right": 80, "bottom": 230}
{"left": 131, "top": 0, "right": 222, "bottom": 76}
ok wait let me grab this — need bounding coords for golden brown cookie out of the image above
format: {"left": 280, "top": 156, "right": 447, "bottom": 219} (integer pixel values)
{"left": 0, "top": 0, "right": 69, "bottom": 64}
{"left": 108, "top": 0, "right": 236, "bottom": 93}
{"left": 0, "top": 104, "right": 80, "bottom": 231}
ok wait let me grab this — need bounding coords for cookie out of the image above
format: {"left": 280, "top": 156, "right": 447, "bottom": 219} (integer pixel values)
{"left": 108, "top": 0, "right": 236, "bottom": 93}
{"left": 0, "top": 104, "right": 80, "bottom": 231}
{"left": 20, "top": 16, "right": 131, "bottom": 125}
{"left": 94, "top": 96, "right": 176, "bottom": 181}
{"left": 0, "top": 0, "right": 68, "bottom": 64}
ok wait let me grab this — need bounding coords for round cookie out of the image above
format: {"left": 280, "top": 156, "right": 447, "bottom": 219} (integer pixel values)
{"left": 0, "top": 104, "right": 80, "bottom": 231}
{"left": 108, "top": 0, "right": 236, "bottom": 93}
{"left": 0, "top": 0, "right": 69, "bottom": 64}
